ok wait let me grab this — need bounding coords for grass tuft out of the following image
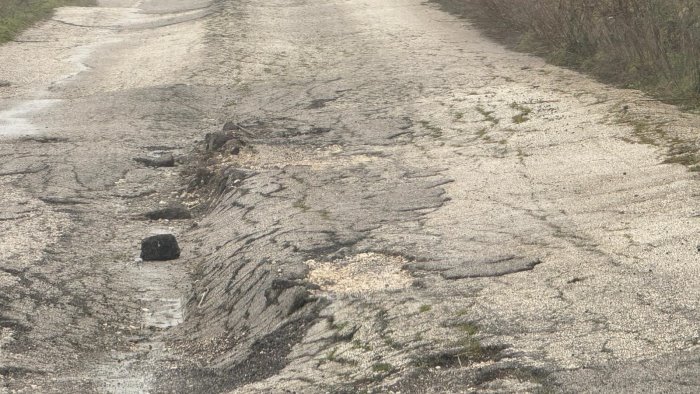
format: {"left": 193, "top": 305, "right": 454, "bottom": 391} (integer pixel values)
{"left": 371, "top": 362, "right": 394, "bottom": 373}
{"left": 0, "top": 0, "right": 95, "bottom": 43}
{"left": 476, "top": 106, "right": 500, "bottom": 125}
{"left": 450, "top": 0, "right": 700, "bottom": 110}
{"left": 510, "top": 102, "right": 532, "bottom": 123}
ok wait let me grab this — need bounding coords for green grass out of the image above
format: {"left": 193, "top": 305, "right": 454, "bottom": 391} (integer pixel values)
{"left": 371, "top": 362, "right": 394, "bottom": 373}
{"left": 351, "top": 340, "right": 372, "bottom": 351}
{"left": 326, "top": 348, "right": 339, "bottom": 362}
{"left": 475, "top": 127, "right": 490, "bottom": 141}
{"left": 459, "top": 335, "right": 485, "bottom": 359}
{"left": 510, "top": 102, "right": 532, "bottom": 124}
{"left": 325, "top": 347, "right": 359, "bottom": 366}
{"left": 460, "top": 0, "right": 700, "bottom": 110}
{"left": 292, "top": 198, "right": 309, "bottom": 211}
{"left": 475, "top": 106, "right": 499, "bottom": 125}
{"left": 383, "top": 336, "right": 403, "bottom": 350}
{"left": 449, "top": 322, "right": 489, "bottom": 360}
{"left": 455, "top": 322, "right": 479, "bottom": 336}
{"left": 0, "top": 0, "right": 95, "bottom": 43}
{"left": 419, "top": 119, "right": 443, "bottom": 137}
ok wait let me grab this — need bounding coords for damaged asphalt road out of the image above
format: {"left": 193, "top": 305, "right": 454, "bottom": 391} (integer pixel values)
{"left": 1, "top": 0, "right": 698, "bottom": 392}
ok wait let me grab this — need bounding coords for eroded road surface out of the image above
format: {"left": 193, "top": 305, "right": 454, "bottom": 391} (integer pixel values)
{"left": 1, "top": 0, "right": 698, "bottom": 392}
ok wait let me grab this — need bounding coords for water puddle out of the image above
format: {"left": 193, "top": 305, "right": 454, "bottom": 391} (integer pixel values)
{"left": 135, "top": 253, "right": 188, "bottom": 329}
{"left": 102, "top": 355, "right": 149, "bottom": 394}
{"left": 0, "top": 99, "right": 61, "bottom": 136}
{"left": 141, "top": 297, "right": 184, "bottom": 329}
{"left": 0, "top": 41, "right": 103, "bottom": 137}
{"left": 95, "top": 257, "right": 188, "bottom": 393}
{"left": 0, "top": 26, "right": 115, "bottom": 138}
{"left": 49, "top": 43, "right": 102, "bottom": 90}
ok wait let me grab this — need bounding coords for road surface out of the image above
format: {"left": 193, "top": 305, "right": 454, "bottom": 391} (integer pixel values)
{"left": 0, "top": 0, "right": 698, "bottom": 392}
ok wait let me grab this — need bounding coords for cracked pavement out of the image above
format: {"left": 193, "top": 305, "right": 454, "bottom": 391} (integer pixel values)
{"left": 1, "top": 0, "right": 699, "bottom": 392}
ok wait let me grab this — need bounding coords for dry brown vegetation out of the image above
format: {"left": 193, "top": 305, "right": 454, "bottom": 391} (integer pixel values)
{"left": 464, "top": 0, "right": 700, "bottom": 108}
{"left": 0, "top": 0, "right": 95, "bottom": 43}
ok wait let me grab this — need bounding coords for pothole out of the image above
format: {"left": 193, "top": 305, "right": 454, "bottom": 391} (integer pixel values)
{"left": 305, "top": 253, "right": 412, "bottom": 295}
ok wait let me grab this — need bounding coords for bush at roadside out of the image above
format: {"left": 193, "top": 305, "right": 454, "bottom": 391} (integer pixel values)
{"left": 466, "top": 0, "right": 700, "bottom": 109}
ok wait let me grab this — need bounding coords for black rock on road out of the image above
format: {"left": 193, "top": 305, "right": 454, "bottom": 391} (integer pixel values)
{"left": 140, "top": 234, "right": 181, "bottom": 261}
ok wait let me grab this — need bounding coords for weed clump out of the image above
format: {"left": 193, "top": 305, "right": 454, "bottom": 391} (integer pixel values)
{"left": 510, "top": 102, "right": 532, "bottom": 123}
{"left": 372, "top": 362, "right": 394, "bottom": 373}
{"left": 0, "top": 0, "right": 95, "bottom": 43}
{"left": 456, "top": 0, "right": 700, "bottom": 109}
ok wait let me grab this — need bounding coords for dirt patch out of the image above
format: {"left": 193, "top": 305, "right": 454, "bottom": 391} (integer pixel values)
{"left": 306, "top": 253, "right": 412, "bottom": 295}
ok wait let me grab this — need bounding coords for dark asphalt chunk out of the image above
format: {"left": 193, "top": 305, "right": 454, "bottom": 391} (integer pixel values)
{"left": 39, "top": 196, "right": 87, "bottom": 205}
{"left": 205, "top": 130, "right": 236, "bottom": 152}
{"left": 143, "top": 205, "right": 192, "bottom": 220}
{"left": 134, "top": 153, "right": 175, "bottom": 167}
{"left": 141, "top": 234, "right": 181, "bottom": 261}
{"left": 404, "top": 256, "right": 542, "bottom": 278}
{"left": 442, "top": 256, "right": 542, "bottom": 279}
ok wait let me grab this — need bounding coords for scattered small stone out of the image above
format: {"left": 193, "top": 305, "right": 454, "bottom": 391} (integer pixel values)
{"left": 134, "top": 153, "right": 175, "bottom": 167}
{"left": 140, "top": 234, "right": 181, "bottom": 261}
{"left": 0, "top": 80, "right": 10, "bottom": 88}
{"left": 143, "top": 205, "right": 192, "bottom": 220}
